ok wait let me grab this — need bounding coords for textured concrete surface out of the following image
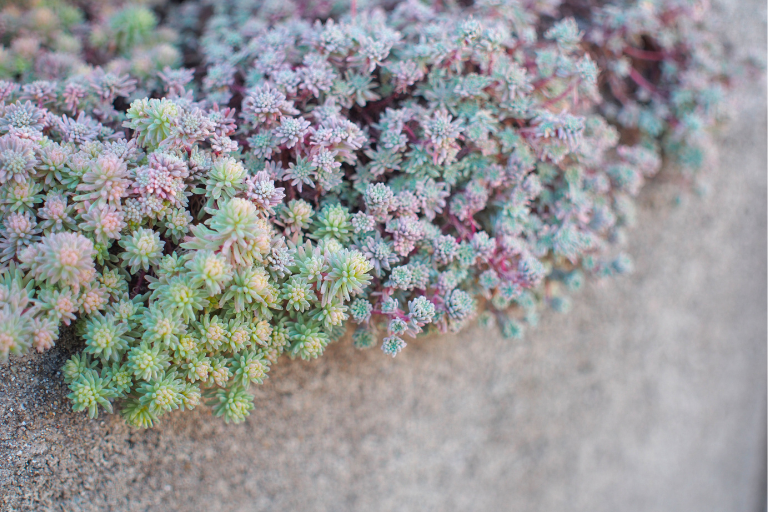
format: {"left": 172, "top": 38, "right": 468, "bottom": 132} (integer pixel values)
{"left": 0, "top": 1, "right": 765, "bottom": 510}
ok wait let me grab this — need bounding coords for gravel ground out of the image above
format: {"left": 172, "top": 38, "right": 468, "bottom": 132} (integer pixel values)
{"left": 0, "top": 1, "right": 765, "bottom": 510}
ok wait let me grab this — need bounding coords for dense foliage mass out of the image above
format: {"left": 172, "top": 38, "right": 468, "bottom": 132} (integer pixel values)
{"left": 0, "top": 0, "right": 753, "bottom": 427}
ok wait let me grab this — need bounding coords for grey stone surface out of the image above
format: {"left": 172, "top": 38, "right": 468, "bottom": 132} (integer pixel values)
{"left": 0, "top": 1, "right": 765, "bottom": 510}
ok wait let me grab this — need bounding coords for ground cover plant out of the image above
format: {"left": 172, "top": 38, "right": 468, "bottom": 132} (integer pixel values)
{"left": 0, "top": 0, "right": 754, "bottom": 427}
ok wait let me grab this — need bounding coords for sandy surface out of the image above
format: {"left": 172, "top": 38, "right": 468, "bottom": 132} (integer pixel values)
{"left": 1, "top": 1, "right": 765, "bottom": 510}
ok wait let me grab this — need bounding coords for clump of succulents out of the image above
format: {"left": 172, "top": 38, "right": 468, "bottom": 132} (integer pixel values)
{"left": 581, "top": 0, "right": 746, "bottom": 183}
{"left": 0, "top": 0, "right": 753, "bottom": 427}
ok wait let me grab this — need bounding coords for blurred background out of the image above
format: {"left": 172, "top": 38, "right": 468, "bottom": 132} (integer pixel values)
{"left": 0, "top": 0, "right": 765, "bottom": 510}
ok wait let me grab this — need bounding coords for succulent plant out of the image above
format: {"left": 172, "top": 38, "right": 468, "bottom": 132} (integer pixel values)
{"left": 0, "top": 0, "right": 755, "bottom": 427}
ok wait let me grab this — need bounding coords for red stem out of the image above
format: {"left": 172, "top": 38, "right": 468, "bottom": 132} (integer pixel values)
{"left": 623, "top": 46, "right": 666, "bottom": 61}
{"left": 628, "top": 67, "right": 661, "bottom": 97}
{"left": 541, "top": 81, "right": 578, "bottom": 109}
{"left": 447, "top": 213, "right": 472, "bottom": 240}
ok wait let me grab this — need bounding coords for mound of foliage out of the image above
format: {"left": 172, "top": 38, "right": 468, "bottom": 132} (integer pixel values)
{"left": 0, "top": 0, "right": 753, "bottom": 427}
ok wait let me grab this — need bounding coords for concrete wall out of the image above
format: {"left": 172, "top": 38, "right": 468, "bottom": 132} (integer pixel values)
{"left": 0, "top": 0, "right": 765, "bottom": 510}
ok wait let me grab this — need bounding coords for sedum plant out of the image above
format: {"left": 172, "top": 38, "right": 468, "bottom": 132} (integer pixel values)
{"left": 0, "top": 0, "right": 754, "bottom": 427}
